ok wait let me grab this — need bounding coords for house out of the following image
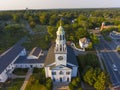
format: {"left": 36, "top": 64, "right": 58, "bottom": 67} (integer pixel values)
{"left": 44, "top": 23, "right": 78, "bottom": 82}
{"left": 79, "top": 37, "right": 90, "bottom": 48}
{"left": 100, "top": 22, "right": 118, "bottom": 31}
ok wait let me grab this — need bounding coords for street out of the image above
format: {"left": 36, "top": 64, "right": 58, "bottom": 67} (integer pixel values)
{"left": 97, "top": 36, "right": 120, "bottom": 87}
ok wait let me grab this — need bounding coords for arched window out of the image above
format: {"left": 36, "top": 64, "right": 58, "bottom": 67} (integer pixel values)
{"left": 63, "top": 35, "right": 64, "bottom": 40}
{"left": 60, "top": 35, "right": 62, "bottom": 40}
{"left": 60, "top": 45, "right": 62, "bottom": 51}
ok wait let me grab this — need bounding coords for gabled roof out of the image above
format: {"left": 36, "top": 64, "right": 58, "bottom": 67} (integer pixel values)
{"left": 79, "top": 37, "right": 88, "bottom": 43}
{"left": 0, "top": 45, "right": 24, "bottom": 74}
{"left": 14, "top": 55, "right": 45, "bottom": 64}
{"left": 44, "top": 44, "right": 78, "bottom": 66}
{"left": 29, "top": 47, "right": 42, "bottom": 57}
{"left": 44, "top": 44, "right": 55, "bottom": 66}
{"left": 67, "top": 46, "right": 78, "bottom": 66}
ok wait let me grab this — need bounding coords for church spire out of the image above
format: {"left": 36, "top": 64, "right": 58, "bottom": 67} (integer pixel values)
{"left": 60, "top": 18, "right": 62, "bottom": 26}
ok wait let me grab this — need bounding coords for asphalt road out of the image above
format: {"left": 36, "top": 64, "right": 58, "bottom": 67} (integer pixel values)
{"left": 97, "top": 36, "right": 120, "bottom": 87}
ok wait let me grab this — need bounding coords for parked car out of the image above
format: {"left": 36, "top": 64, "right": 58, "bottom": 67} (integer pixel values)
{"left": 112, "top": 64, "right": 118, "bottom": 71}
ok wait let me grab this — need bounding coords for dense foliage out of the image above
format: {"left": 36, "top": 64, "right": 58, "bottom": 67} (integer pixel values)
{"left": 69, "top": 77, "right": 82, "bottom": 90}
{"left": 77, "top": 53, "right": 100, "bottom": 72}
{"left": 77, "top": 53, "right": 111, "bottom": 90}
{"left": 83, "top": 67, "right": 110, "bottom": 90}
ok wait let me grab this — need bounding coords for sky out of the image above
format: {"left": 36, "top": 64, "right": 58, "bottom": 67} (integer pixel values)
{"left": 0, "top": 0, "right": 120, "bottom": 10}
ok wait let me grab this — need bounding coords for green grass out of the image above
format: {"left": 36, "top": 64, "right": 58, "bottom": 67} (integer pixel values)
{"left": 25, "top": 80, "right": 47, "bottom": 90}
{"left": 25, "top": 68, "right": 47, "bottom": 90}
{"left": 0, "top": 78, "right": 24, "bottom": 90}
{"left": 12, "top": 68, "right": 28, "bottom": 75}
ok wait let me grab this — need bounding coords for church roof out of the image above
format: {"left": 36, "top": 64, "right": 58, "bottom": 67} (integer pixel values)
{"left": 44, "top": 44, "right": 78, "bottom": 66}
{"left": 14, "top": 54, "right": 45, "bottom": 64}
{"left": 0, "top": 45, "right": 24, "bottom": 74}
{"left": 44, "top": 44, "right": 55, "bottom": 66}
{"left": 29, "top": 47, "right": 42, "bottom": 57}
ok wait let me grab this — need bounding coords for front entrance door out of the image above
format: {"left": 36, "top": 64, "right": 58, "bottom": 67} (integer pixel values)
{"left": 60, "top": 77, "right": 62, "bottom": 82}
{"left": 30, "top": 65, "right": 33, "bottom": 68}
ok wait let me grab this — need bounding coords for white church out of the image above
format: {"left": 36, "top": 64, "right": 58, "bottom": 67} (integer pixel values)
{"left": 0, "top": 21, "right": 78, "bottom": 83}
{"left": 44, "top": 23, "right": 78, "bottom": 82}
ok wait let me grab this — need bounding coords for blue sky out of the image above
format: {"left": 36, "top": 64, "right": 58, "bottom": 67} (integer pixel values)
{"left": 0, "top": 0, "right": 120, "bottom": 10}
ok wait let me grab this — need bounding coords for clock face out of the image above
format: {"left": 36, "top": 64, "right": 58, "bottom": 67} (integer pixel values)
{"left": 58, "top": 56, "right": 63, "bottom": 60}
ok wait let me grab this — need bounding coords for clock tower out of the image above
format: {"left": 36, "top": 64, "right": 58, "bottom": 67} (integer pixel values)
{"left": 54, "top": 21, "right": 67, "bottom": 66}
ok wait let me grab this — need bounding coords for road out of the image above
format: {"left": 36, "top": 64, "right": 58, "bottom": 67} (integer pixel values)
{"left": 97, "top": 36, "right": 120, "bottom": 87}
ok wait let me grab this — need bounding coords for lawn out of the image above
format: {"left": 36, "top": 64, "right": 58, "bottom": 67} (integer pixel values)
{"left": 0, "top": 78, "right": 24, "bottom": 90}
{"left": 25, "top": 68, "right": 48, "bottom": 90}
{"left": 25, "top": 80, "right": 47, "bottom": 90}
{"left": 25, "top": 68, "right": 52, "bottom": 90}
{"left": 12, "top": 68, "right": 28, "bottom": 75}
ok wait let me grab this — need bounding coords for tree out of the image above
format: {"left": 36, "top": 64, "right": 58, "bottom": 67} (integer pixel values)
{"left": 39, "top": 13, "right": 48, "bottom": 25}
{"left": 83, "top": 67, "right": 94, "bottom": 86}
{"left": 12, "top": 14, "right": 20, "bottom": 22}
{"left": 75, "top": 28, "right": 89, "bottom": 39}
{"left": 29, "top": 21, "right": 36, "bottom": 28}
{"left": 86, "top": 42, "right": 93, "bottom": 50}
{"left": 94, "top": 72, "right": 109, "bottom": 90}
{"left": 90, "top": 33, "right": 99, "bottom": 45}
{"left": 49, "top": 15, "right": 58, "bottom": 25}
{"left": 47, "top": 26, "right": 57, "bottom": 38}
{"left": 46, "top": 78, "right": 52, "bottom": 90}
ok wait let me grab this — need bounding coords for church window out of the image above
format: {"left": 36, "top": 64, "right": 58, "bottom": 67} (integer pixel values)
{"left": 66, "top": 72, "right": 70, "bottom": 75}
{"left": 63, "top": 35, "right": 64, "bottom": 40}
{"left": 60, "top": 45, "right": 62, "bottom": 51}
{"left": 59, "top": 71, "right": 63, "bottom": 75}
{"left": 60, "top": 35, "right": 62, "bottom": 40}
{"left": 52, "top": 72, "right": 56, "bottom": 75}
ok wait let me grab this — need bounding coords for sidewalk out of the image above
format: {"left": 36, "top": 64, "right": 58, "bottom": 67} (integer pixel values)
{"left": 20, "top": 68, "right": 33, "bottom": 90}
{"left": 53, "top": 82, "right": 69, "bottom": 90}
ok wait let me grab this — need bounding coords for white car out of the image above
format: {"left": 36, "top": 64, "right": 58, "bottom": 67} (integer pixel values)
{"left": 112, "top": 64, "right": 118, "bottom": 71}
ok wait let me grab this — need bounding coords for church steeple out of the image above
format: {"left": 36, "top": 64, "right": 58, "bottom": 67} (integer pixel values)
{"left": 55, "top": 20, "right": 67, "bottom": 53}
{"left": 54, "top": 19, "right": 67, "bottom": 66}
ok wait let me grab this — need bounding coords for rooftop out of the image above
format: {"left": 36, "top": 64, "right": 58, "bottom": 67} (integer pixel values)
{"left": 29, "top": 47, "right": 42, "bottom": 57}
{"left": 44, "top": 44, "right": 78, "bottom": 66}
{"left": 0, "top": 45, "right": 24, "bottom": 74}
{"left": 79, "top": 37, "right": 89, "bottom": 43}
{"left": 14, "top": 54, "right": 45, "bottom": 64}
